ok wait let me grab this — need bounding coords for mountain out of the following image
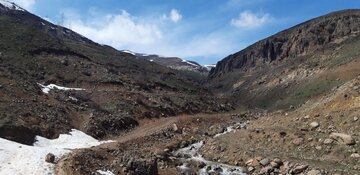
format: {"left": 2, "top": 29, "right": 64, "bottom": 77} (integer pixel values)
{"left": 1, "top": 4, "right": 360, "bottom": 174}
{"left": 122, "top": 50, "right": 210, "bottom": 73}
{"left": 0, "top": 2, "right": 231, "bottom": 145}
{"left": 207, "top": 9, "right": 360, "bottom": 110}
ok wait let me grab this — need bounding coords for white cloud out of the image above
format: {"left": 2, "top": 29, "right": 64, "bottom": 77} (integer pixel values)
{"left": 151, "top": 33, "right": 239, "bottom": 59}
{"left": 169, "top": 9, "right": 182, "bottom": 23}
{"left": 12, "top": 0, "right": 36, "bottom": 11}
{"left": 162, "top": 9, "right": 182, "bottom": 23}
{"left": 231, "top": 10, "right": 272, "bottom": 29}
{"left": 64, "top": 10, "right": 162, "bottom": 48}
{"left": 61, "top": 9, "right": 238, "bottom": 64}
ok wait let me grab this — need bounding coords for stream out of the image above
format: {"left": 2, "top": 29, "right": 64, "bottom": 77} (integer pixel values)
{"left": 173, "top": 123, "right": 247, "bottom": 175}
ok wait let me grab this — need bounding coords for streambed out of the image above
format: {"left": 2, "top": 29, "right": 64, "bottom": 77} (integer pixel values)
{"left": 173, "top": 123, "right": 247, "bottom": 175}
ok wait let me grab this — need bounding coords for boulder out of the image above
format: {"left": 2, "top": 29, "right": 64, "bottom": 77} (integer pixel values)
{"left": 270, "top": 161, "right": 280, "bottom": 168}
{"left": 323, "top": 139, "right": 333, "bottom": 145}
{"left": 273, "top": 158, "right": 283, "bottom": 166}
{"left": 45, "top": 153, "right": 55, "bottom": 163}
{"left": 259, "top": 166, "right": 274, "bottom": 174}
{"left": 291, "top": 165, "right": 308, "bottom": 174}
{"left": 247, "top": 166, "right": 255, "bottom": 172}
{"left": 172, "top": 124, "right": 179, "bottom": 133}
{"left": 292, "top": 138, "right": 304, "bottom": 146}
{"left": 245, "top": 159, "right": 260, "bottom": 167}
{"left": 307, "top": 169, "right": 321, "bottom": 175}
{"left": 309, "top": 122, "right": 319, "bottom": 130}
{"left": 198, "top": 161, "right": 206, "bottom": 168}
{"left": 259, "top": 158, "right": 270, "bottom": 166}
{"left": 329, "top": 133, "right": 355, "bottom": 145}
{"left": 350, "top": 153, "right": 360, "bottom": 158}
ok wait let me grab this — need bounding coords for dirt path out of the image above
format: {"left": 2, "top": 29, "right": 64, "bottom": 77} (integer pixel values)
{"left": 115, "top": 116, "right": 180, "bottom": 143}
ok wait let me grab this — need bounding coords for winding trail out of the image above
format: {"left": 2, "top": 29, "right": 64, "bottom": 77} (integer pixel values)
{"left": 115, "top": 116, "right": 180, "bottom": 143}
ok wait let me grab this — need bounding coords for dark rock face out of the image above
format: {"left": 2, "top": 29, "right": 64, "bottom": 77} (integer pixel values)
{"left": 209, "top": 10, "right": 360, "bottom": 79}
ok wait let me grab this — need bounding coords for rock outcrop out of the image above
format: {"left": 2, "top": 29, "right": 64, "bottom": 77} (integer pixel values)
{"left": 209, "top": 10, "right": 360, "bottom": 79}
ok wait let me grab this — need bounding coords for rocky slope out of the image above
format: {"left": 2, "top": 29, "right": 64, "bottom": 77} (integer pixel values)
{"left": 207, "top": 9, "right": 360, "bottom": 110}
{"left": 56, "top": 70, "right": 360, "bottom": 175}
{"left": 1, "top": 3, "right": 360, "bottom": 175}
{"left": 0, "top": 2, "right": 231, "bottom": 145}
{"left": 199, "top": 74, "right": 360, "bottom": 175}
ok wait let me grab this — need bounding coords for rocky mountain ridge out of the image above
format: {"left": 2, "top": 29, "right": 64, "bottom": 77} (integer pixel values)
{"left": 122, "top": 50, "right": 210, "bottom": 73}
{"left": 207, "top": 9, "right": 360, "bottom": 110}
{"left": 209, "top": 10, "right": 360, "bottom": 79}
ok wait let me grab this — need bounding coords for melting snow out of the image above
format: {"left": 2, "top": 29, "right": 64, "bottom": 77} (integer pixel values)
{"left": 37, "top": 83, "right": 85, "bottom": 94}
{"left": 0, "top": 129, "right": 113, "bottom": 175}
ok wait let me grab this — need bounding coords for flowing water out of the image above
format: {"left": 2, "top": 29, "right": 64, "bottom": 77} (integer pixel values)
{"left": 173, "top": 123, "right": 247, "bottom": 175}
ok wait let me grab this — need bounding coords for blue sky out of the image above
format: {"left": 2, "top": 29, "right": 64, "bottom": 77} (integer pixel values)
{"left": 12, "top": 0, "right": 360, "bottom": 65}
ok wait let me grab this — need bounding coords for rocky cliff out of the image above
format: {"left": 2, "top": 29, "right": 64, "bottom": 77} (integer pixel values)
{"left": 209, "top": 10, "right": 360, "bottom": 79}
{"left": 207, "top": 10, "right": 360, "bottom": 110}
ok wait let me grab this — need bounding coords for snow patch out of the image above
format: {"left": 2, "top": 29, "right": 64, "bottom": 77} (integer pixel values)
{"left": 204, "top": 64, "right": 216, "bottom": 68}
{"left": 69, "top": 96, "right": 78, "bottom": 102}
{"left": 122, "top": 50, "right": 136, "bottom": 55}
{"left": 181, "top": 59, "right": 199, "bottom": 67}
{"left": 0, "top": 129, "right": 113, "bottom": 175}
{"left": 204, "top": 64, "right": 216, "bottom": 71}
{"left": 141, "top": 53, "right": 150, "bottom": 56}
{"left": 37, "top": 83, "right": 85, "bottom": 94}
{"left": 96, "top": 170, "right": 115, "bottom": 175}
{"left": 0, "top": 0, "right": 25, "bottom": 11}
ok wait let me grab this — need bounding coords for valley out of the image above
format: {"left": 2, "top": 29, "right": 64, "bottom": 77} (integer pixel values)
{"left": 0, "top": 1, "right": 359, "bottom": 175}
